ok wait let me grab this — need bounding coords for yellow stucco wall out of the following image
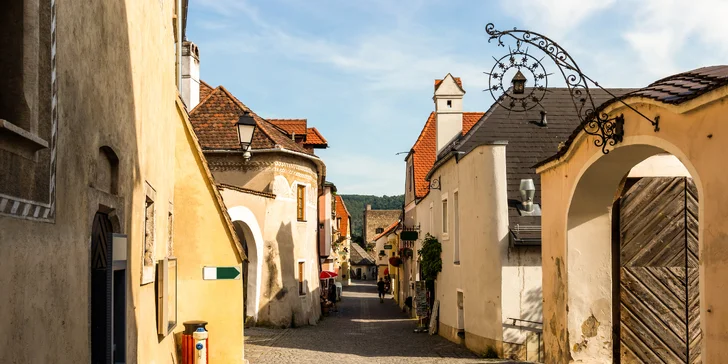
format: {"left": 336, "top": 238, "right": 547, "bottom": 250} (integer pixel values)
{"left": 538, "top": 87, "right": 728, "bottom": 363}
{"left": 0, "top": 0, "right": 246, "bottom": 361}
{"left": 172, "top": 102, "right": 245, "bottom": 362}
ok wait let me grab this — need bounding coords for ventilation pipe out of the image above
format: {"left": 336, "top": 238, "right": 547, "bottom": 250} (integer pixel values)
{"left": 519, "top": 179, "right": 535, "bottom": 212}
{"left": 539, "top": 111, "right": 548, "bottom": 127}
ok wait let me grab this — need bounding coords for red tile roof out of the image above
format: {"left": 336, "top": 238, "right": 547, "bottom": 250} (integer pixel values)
{"left": 306, "top": 127, "right": 328, "bottom": 146}
{"left": 269, "top": 119, "right": 308, "bottom": 135}
{"left": 435, "top": 77, "right": 463, "bottom": 90}
{"left": 371, "top": 219, "right": 400, "bottom": 242}
{"left": 189, "top": 85, "right": 311, "bottom": 154}
{"left": 335, "top": 195, "right": 350, "bottom": 236}
{"left": 410, "top": 112, "right": 484, "bottom": 199}
{"left": 200, "top": 80, "right": 214, "bottom": 102}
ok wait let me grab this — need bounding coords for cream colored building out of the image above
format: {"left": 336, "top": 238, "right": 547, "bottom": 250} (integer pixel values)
{"left": 537, "top": 66, "right": 728, "bottom": 364}
{"left": 186, "top": 55, "right": 329, "bottom": 327}
{"left": 403, "top": 74, "right": 630, "bottom": 361}
{"left": 0, "top": 1, "right": 246, "bottom": 362}
{"left": 334, "top": 194, "right": 352, "bottom": 286}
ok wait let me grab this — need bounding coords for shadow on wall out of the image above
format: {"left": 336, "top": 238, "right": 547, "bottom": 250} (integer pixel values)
{"left": 254, "top": 221, "right": 321, "bottom": 328}
{"left": 502, "top": 286, "right": 544, "bottom": 361}
{"left": 71, "top": 0, "right": 142, "bottom": 362}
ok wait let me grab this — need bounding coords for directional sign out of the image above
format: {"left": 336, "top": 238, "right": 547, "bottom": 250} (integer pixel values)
{"left": 203, "top": 266, "right": 241, "bottom": 280}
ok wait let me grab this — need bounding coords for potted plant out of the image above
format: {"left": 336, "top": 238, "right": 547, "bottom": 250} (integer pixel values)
{"left": 389, "top": 256, "right": 402, "bottom": 267}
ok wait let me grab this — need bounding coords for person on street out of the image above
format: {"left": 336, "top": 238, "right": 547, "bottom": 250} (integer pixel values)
{"left": 329, "top": 280, "right": 338, "bottom": 312}
{"left": 377, "top": 278, "right": 385, "bottom": 303}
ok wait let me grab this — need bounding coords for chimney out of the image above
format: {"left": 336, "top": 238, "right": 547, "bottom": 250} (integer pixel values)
{"left": 181, "top": 41, "right": 200, "bottom": 110}
{"left": 366, "top": 204, "right": 371, "bottom": 211}
{"left": 519, "top": 179, "right": 536, "bottom": 212}
{"left": 434, "top": 74, "right": 465, "bottom": 154}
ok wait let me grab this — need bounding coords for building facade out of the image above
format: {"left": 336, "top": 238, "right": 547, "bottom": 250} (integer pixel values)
{"left": 0, "top": 1, "right": 246, "bottom": 362}
{"left": 537, "top": 66, "right": 728, "bottom": 363}
{"left": 186, "top": 53, "right": 328, "bottom": 327}
{"left": 363, "top": 204, "right": 401, "bottom": 246}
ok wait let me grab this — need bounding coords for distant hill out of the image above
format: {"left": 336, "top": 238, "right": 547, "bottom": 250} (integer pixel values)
{"left": 340, "top": 194, "right": 404, "bottom": 242}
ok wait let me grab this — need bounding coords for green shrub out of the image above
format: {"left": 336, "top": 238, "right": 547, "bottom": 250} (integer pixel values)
{"left": 418, "top": 234, "right": 442, "bottom": 282}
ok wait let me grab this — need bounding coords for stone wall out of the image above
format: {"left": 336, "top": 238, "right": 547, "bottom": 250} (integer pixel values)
{"left": 363, "top": 208, "right": 400, "bottom": 243}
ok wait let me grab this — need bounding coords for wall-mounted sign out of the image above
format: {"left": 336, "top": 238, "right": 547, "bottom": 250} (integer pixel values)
{"left": 203, "top": 266, "right": 241, "bottom": 280}
{"left": 384, "top": 244, "right": 393, "bottom": 249}
{"left": 400, "top": 231, "right": 419, "bottom": 241}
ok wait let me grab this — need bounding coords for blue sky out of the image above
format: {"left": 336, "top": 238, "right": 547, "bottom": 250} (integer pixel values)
{"left": 187, "top": 0, "right": 728, "bottom": 195}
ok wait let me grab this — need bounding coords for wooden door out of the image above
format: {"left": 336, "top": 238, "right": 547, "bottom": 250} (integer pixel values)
{"left": 618, "top": 177, "right": 701, "bottom": 363}
{"left": 91, "top": 212, "right": 114, "bottom": 364}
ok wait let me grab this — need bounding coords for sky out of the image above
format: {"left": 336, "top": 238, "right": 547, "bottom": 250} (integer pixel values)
{"left": 187, "top": 0, "right": 728, "bottom": 196}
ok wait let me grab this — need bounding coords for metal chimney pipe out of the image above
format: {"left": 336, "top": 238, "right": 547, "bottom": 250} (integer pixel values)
{"left": 519, "top": 179, "right": 535, "bottom": 212}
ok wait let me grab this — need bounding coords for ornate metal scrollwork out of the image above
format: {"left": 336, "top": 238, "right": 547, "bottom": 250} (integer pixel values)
{"left": 485, "top": 23, "right": 660, "bottom": 154}
{"left": 430, "top": 176, "right": 441, "bottom": 190}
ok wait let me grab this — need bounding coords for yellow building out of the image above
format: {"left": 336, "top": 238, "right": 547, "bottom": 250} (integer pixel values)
{"left": 538, "top": 66, "right": 728, "bottom": 364}
{"left": 0, "top": 0, "right": 245, "bottom": 362}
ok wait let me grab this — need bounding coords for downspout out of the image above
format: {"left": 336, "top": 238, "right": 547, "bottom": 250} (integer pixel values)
{"left": 176, "top": 0, "right": 182, "bottom": 88}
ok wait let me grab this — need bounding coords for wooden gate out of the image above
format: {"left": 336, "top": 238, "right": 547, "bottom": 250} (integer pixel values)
{"left": 617, "top": 177, "right": 700, "bottom": 363}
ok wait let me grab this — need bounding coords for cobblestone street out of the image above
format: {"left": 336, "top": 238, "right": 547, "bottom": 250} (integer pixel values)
{"left": 244, "top": 281, "right": 524, "bottom": 363}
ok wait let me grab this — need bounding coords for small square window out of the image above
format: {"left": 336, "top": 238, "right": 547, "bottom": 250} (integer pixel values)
{"left": 447, "top": 100, "right": 452, "bottom": 108}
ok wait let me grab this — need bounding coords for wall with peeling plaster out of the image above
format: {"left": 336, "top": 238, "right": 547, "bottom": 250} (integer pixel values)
{"left": 538, "top": 87, "right": 728, "bottom": 363}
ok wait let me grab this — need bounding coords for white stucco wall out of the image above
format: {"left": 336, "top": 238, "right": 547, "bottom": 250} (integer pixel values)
{"left": 434, "top": 75, "right": 464, "bottom": 153}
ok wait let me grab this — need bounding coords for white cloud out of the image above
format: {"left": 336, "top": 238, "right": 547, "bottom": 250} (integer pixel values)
{"left": 623, "top": 0, "right": 728, "bottom": 78}
{"left": 499, "top": 0, "right": 616, "bottom": 37}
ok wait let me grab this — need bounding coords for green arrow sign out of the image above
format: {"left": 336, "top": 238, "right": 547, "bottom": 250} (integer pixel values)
{"left": 203, "top": 266, "right": 241, "bottom": 280}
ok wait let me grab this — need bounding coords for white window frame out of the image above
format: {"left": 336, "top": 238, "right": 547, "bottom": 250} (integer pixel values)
{"left": 453, "top": 189, "right": 460, "bottom": 265}
{"left": 441, "top": 193, "right": 449, "bottom": 240}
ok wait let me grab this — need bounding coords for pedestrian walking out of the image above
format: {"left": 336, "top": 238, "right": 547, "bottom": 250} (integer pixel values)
{"left": 328, "top": 280, "right": 338, "bottom": 312}
{"left": 377, "top": 278, "right": 385, "bottom": 303}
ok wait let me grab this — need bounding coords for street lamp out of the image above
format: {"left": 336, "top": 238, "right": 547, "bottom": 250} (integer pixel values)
{"left": 236, "top": 110, "right": 256, "bottom": 160}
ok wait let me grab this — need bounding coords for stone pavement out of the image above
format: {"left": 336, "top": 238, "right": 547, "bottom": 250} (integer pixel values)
{"left": 244, "top": 280, "right": 528, "bottom": 363}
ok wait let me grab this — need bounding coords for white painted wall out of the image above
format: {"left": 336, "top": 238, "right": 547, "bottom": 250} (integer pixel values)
{"left": 434, "top": 74, "right": 464, "bottom": 154}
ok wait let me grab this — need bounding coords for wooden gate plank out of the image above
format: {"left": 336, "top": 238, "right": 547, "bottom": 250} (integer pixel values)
{"left": 619, "top": 177, "right": 701, "bottom": 364}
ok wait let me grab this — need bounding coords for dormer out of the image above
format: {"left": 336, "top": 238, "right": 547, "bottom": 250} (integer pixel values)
{"left": 434, "top": 74, "right": 465, "bottom": 154}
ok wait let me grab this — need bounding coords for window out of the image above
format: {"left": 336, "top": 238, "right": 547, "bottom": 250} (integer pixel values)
{"left": 141, "top": 190, "right": 156, "bottom": 285}
{"left": 454, "top": 192, "right": 460, "bottom": 264}
{"left": 297, "top": 185, "right": 306, "bottom": 221}
{"left": 442, "top": 198, "right": 448, "bottom": 234}
{"left": 336, "top": 217, "right": 341, "bottom": 230}
{"left": 298, "top": 261, "right": 305, "bottom": 295}
{"left": 0, "top": 0, "right": 53, "bottom": 157}
{"left": 447, "top": 100, "right": 452, "bottom": 108}
{"left": 376, "top": 227, "right": 384, "bottom": 234}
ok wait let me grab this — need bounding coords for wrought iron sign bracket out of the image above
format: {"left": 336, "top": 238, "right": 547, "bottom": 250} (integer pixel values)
{"left": 485, "top": 23, "right": 661, "bottom": 154}
{"left": 430, "top": 176, "right": 441, "bottom": 190}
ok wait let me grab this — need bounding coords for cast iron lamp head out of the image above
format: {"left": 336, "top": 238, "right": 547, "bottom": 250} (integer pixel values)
{"left": 511, "top": 70, "right": 527, "bottom": 94}
{"left": 236, "top": 110, "right": 256, "bottom": 160}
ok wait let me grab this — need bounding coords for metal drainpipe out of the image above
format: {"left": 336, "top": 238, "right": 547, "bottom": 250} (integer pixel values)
{"left": 176, "top": 0, "right": 182, "bottom": 88}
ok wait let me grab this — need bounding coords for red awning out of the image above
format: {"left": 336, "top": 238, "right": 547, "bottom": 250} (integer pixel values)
{"left": 383, "top": 268, "right": 389, "bottom": 275}
{"left": 320, "top": 270, "right": 338, "bottom": 279}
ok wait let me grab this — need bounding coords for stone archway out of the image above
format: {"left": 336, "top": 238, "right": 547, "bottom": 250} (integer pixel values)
{"left": 228, "top": 206, "right": 265, "bottom": 321}
{"left": 536, "top": 88, "right": 728, "bottom": 362}
{"left": 562, "top": 142, "right": 702, "bottom": 363}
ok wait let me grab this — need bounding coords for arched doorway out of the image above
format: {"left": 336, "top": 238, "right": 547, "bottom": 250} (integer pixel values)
{"left": 228, "top": 206, "right": 265, "bottom": 322}
{"left": 563, "top": 144, "right": 703, "bottom": 363}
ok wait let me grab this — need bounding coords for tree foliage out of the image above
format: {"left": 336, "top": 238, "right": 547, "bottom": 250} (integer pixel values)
{"left": 418, "top": 234, "right": 442, "bottom": 282}
{"left": 340, "top": 194, "right": 404, "bottom": 241}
